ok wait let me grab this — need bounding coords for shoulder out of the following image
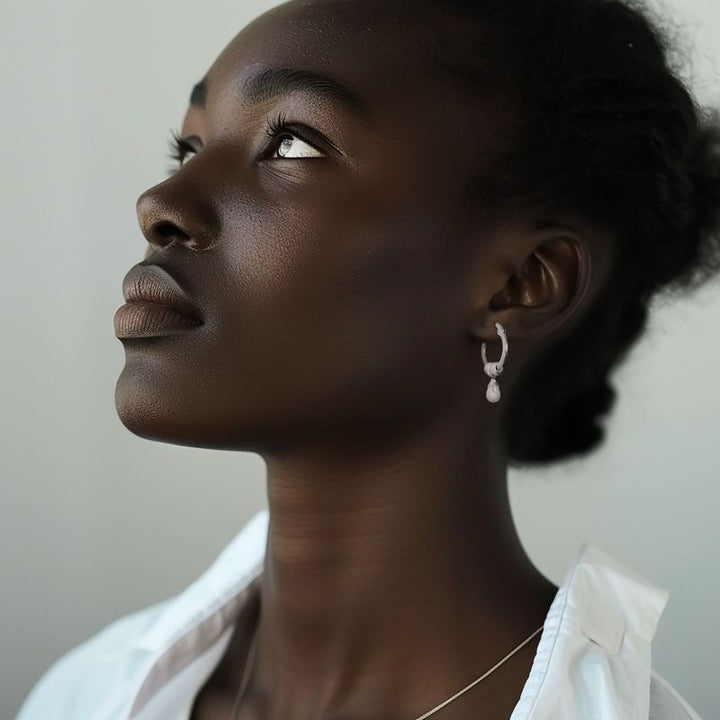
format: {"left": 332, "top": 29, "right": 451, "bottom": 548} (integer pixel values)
{"left": 15, "top": 598, "right": 171, "bottom": 720}
{"left": 15, "top": 510, "right": 270, "bottom": 720}
{"left": 650, "top": 670, "right": 704, "bottom": 720}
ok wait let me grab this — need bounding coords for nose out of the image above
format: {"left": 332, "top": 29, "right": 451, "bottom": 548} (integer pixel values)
{"left": 135, "top": 179, "right": 216, "bottom": 253}
{"left": 136, "top": 187, "right": 193, "bottom": 252}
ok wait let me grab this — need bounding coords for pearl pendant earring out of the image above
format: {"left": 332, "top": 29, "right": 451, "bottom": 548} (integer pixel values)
{"left": 481, "top": 322, "right": 508, "bottom": 403}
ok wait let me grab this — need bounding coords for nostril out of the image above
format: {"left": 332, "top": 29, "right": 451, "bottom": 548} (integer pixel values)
{"left": 150, "top": 221, "right": 190, "bottom": 247}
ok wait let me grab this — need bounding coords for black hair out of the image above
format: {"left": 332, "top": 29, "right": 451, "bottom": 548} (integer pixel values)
{"left": 435, "top": 0, "right": 720, "bottom": 466}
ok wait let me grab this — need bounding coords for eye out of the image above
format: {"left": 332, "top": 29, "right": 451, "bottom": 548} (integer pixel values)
{"left": 164, "top": 114, "right": 327, "bottom": 176}
{"left": 166, "top": 129, "right": 198, "bottom": 174}
{"left": 263, "top": 111, "right": 326, "bottom": 160}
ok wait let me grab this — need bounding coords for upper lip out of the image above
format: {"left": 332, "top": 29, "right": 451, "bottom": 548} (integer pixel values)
{"left": 122, "top": 263, "right": 203, "bottom": 322}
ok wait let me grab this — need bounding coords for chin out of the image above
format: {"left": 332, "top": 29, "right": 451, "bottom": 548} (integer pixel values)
{"left": 113, "top": 366, "right": 272, "bottom": 452}
{"left": 114, "top": 381, "right": 178, "bottom": 445}
{"left": 114, "top": 364, "right": 204, "bottom": 447}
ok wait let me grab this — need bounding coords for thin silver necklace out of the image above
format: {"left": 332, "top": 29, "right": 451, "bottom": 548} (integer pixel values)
{"left": 228, "top": 621, "right": 544, "bottom": 720}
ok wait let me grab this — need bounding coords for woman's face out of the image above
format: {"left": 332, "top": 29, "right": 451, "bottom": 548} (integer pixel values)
{"left": 116, "top": 0, "right": 518, "bottom": 452}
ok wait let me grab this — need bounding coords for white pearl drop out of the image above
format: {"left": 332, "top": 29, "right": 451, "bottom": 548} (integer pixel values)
{"left": 486, "top": 378, "right": 501, "bottom": 403}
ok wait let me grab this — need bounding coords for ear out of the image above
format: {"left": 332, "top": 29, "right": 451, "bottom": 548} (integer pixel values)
{"left": 470, "top": 229, "right": 592, "bottom": 344}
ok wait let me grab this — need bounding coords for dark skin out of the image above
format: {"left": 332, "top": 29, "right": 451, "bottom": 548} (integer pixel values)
{"left": 119, "top": 0, "right": 617, "bottom": 718}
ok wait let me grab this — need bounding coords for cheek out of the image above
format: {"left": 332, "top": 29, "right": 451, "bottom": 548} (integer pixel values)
{"left": 209, "top": 193, "right": 468, "bottom": 432}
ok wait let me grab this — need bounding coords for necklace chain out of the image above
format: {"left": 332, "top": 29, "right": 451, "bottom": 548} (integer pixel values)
{"left": 228, "top": 621, "right": 543, "bottom": 720}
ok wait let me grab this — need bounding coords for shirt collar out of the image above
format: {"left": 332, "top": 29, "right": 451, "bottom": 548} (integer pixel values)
{"left": 510, "top": 542, "right": 669, "bottom": 719}
{"left": 132, "top": 509, "right": 269, "bottom": 653}
{"left": 112, "top": 509, "right": 669, "bottom": 720}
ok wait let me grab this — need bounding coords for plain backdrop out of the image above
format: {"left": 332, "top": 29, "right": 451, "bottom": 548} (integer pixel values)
{"left": 1, "top": 0, "right": 719, "bottom": 717}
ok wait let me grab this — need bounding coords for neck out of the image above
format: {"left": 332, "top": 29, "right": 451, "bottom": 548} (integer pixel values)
{"left": 248, "top": 405, "right": 557, "bottom": 719}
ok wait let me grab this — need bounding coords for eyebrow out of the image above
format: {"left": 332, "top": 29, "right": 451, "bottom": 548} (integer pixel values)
{"left": 189, "top": 67, "right": 371, "bottom": 124}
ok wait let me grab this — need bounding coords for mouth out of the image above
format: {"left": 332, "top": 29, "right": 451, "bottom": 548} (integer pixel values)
{"left": 114, "top": 263, "right": 204, "bottom": 339}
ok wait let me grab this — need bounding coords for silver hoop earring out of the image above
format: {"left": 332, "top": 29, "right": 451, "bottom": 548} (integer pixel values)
{"left": 481, "top": 322, "right": 508, "bottom": 403}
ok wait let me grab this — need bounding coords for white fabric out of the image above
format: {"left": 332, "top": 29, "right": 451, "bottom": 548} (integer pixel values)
{"left": 16, "top": 508, "right": 703, "bottom": 719}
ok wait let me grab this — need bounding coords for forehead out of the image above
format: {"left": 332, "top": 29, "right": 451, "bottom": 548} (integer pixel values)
{"left": 194, "top": 0, "right": 516, "bottom": 135}
{"left": 210, "top": 0, "right": 447, "bottom": 99}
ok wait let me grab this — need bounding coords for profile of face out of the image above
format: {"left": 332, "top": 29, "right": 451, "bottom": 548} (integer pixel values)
{"left": 115, "top": 0, "right": 585, "bottom": 455}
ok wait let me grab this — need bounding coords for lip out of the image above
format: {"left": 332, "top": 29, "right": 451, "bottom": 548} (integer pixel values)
{"left": 114, "top": 263, "right": 204, "bottom": 339}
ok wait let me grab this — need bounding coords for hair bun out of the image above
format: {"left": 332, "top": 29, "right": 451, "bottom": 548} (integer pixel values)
{"left": 671, "top": 111, "right": 720, "bottom": 292}
{"left": 686, "top": 114, "right": 720, "bottom": 236}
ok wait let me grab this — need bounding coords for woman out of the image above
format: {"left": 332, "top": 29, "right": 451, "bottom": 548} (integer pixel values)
{"left": 17, "top": 0, "right": 718, "bottom": 718}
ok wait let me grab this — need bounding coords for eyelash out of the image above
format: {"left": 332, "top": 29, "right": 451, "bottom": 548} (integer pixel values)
{"left": 264, "top": 109, "right": 292, "bottom": 146}
{"left": 167, "top": 130, "right": 196, "bottom": 169}
{"left": 165, "top": 111, "right": 321, "bottom": 172}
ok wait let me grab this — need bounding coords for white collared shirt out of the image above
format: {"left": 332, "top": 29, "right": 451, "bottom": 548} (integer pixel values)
{"left": 16, "top": 509, "right": 703, "bottom": 719}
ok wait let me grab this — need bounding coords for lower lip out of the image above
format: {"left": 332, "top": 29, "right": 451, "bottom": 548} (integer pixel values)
{"left": 114, "top": 302, "right": 203, "bottom": 339}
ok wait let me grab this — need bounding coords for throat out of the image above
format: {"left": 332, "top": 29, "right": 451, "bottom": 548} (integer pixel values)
{"left": 225, "top": 528, "right": 557, "bottom": 720}
{"left": 193, "top": 571, "right": 555, "bottom": 720}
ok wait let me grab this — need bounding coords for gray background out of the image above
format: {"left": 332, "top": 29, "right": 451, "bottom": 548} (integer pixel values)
{"left": 2, "top": 0, "right": 719, "bottom": 717}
